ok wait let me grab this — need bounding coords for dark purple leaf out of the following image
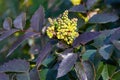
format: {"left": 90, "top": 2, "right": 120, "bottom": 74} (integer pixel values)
{"left": 56, "top": 41, "right": 69, "bottom": 49}
{"left": 86, "top": 0, "right": 98, "bottom": 10}
{"left": 83, "top": 61, "right": 95, "bottom": 80}
{"left": 75, "top": 62, "right": 88, "bottom": 80}
{"left": 30, "top": 6, "right": 45, "bottom": 32}
{"left": 58, "top": 48, "right": 73, "bottom": 61}
{"left": 88, "top": 13, "right": 119, "bottom": 23}
{"left": 3, "top": 17, "right": 12, "bottom": 30}
{"left": 30, "top": 68, "right": 40, "bottom": 80}
{"left": 104, "top": 0, "right": 120, "bottom": 6}
{"left": 62, "top": 48, "right": 73, "bottom": 54}
{"left": 112, "top": 40, "right": 120, "bottom": 51}
{"left": 7, "top": 31, "right": 38, "bottom": 57}
{"left": 0, "top": 29, "right": 18, "bottom": 42}
{"left": 36, "top": 40, "right": 57, "bottom": 68}
{"left": 109, "top": 28, "right": 120, "bottom": 42}
{"left": 57, "top": 53, "right": 77, "bottom": 78}
{"left": 82, "top": 61, "right": 95, "bottom": 80}
{"left": 0, "top": 30, "right": 5, "bottom": 34}
{"left": 13, "top": 12, "right": 26, "bottom": 30}
{"left": 16, "top": 73, "right": 30, "bottom": 80}
{"left": 99, "top": 44, "right": 113, "bottom": 60}
{"left": 69, "top": 5, "right": 86, "bottom": 13}
{"left": 73, "top": 32, "right": 100, "bottom": 47}
{"left": 75, "top": 61, "right": 95, "bottom": 80}
{"left": 0, "top": 59, "right": 30, "bottom": 72}
{"left": 92, "top": 29, "right": 116, "bottom": 48}
{"left": 0, "top": 73, "right": 9, "bottom": 80}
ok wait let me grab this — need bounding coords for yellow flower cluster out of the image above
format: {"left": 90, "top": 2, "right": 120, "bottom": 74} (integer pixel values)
{"left": 71, "top": 0, "right": 81, "bottom": 5}
{"left": 46, "top": 10, "right": 79, "bottom": 45}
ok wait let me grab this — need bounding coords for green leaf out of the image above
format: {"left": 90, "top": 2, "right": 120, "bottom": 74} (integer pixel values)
{"left": 101, "top": 64, "right": 116, "bottom": 80}
{"left": 111, "top": 70, "right": 120, "bottom": 80}
{"left": 101, "top": 64, "right": 109, "bottom": 80}
{"left": 82, "top": 50, "right": 96, "bottom": 60}
{"left": 95, "top": 62, "right": 104, "bottom": 80}
{"left": 88, "top": 13, "right": 119, "bottom": 23}
{"left": 118, "top": 59, "right": 120, "bottom": 66}
{"left": 39, "top": 69, "right": 49, "bottom": 80}
{"left": 42, "top": 55, "right": 55, "bottom": 67}
{"left": 99, "top": 44, "right": 114, "bottom": 60}
{"left": 46, "top": 69, "right": 57, "bottom": 80}
{"left": 107, "top": 64, "right": 116, "bottom": 76}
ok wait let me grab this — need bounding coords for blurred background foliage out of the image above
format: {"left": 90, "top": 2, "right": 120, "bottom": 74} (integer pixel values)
{"left": 0, "top": 0, "right": 73, "bottom": 62}
{"left": 0, "top": 0, "right": 73, "bottom": 25}
{"left": 0, "top": 0, "right": 120, "bottom": 80}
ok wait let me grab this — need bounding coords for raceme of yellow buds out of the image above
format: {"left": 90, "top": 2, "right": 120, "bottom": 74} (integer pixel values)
{"left": 46, "top": 10, "right": 79, "bottom": 45}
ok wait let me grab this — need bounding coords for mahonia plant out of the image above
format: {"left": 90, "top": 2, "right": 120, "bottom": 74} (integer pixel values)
{"left": 46, "top": 10, "right": 79, "bottom": 45}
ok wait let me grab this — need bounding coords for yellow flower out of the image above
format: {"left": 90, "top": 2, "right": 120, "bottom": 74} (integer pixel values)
{"left": 46, "top": 10, "right": 79, "bottom": 45}
{"left": 71, "top": 0, "right": 81, "bottom": 5}
{"left": 46, "top": 26, "right": 55, "bottom": 38}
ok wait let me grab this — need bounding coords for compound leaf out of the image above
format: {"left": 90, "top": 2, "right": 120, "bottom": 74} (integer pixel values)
{"left": 88, "top": 13, "right": 119, "bottom": 23}
{"left": 16, "top": 73, "right": 30, "bottom": 80}
{"left": 7, "top": 31, "right": 38, "bottom": 57}
{"left": 110, "top": 28, "right": 120, "bottom": 42}
{"left": 75, "top": 61, "right": 95, "bottom": 80}
{"left": 0, "top": 29, "right": 18, "bottom": 42}
{"left": 36, "top": 39, "right": 57, "bottom": 68}
{"left": 13, "top": 12, "right": 26, "bottom": 30}
{"left": 73, "top": 32, "right": 100, "bottom": 47}
{"left": 101, "top": 64, "right": 109, "bottom": 80}
{"left": 3, "top": 17, "right": 12, "bottom": 30}
{"left": 0, "top": 59, "right": 30, "bottom": 72}
{"left": 57, "top": 53, "right": 77, "bottom": 78}
{"left": 111, "top": 70, "right": 120, "bottom": 80}
{"left": 30, "top": 68, "right": 40, "bottom": 80}
{"left": 0, "top": 73, "right": 9, "bottom": 80}
{"left": 30, "top": 5, "right": 45, "bottom": 32}
{"left": 69, "top": 5, "right": 86, "bottom": 13}
{"left": 86, "top": 0, "right": 98, "bottom": 10}
{"left": 82, "top": 50, "right": 96, "bottom": 60}
{"left": 99, "top": 44, "right": 114, "bottom": 60}
{"left": 112, "top": 40, "right": 120, "bottom": 51}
